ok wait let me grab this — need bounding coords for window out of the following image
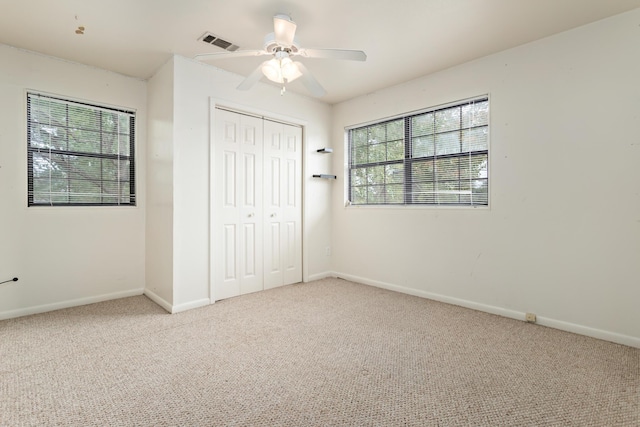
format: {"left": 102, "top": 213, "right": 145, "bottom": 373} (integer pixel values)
{"left": 27, "top": 93, "right": 136, "bottom": 206}
{"left": 348, "top": 97, "right": 488, "bottom": 206}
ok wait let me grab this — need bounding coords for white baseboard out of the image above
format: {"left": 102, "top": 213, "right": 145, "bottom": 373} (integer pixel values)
{"left": 333, "top": 272, "right": 640, "bottom": 349}
{"left": 537, "top": 317, "right": 640, "bottom": 349}
{"left": 143, "top": 289, "right": 210, "bottom": 314}
{"left": 143, "top": 288, "right": 172, "bottom": 313}
{"left": 306, "top": 271, "right": 336, "bottom": 282}
{"left": 0, "top": 288, "right": 145, "bottom": 321}
{"left": 171, "top": 298, "right": 210, "bottom": 314}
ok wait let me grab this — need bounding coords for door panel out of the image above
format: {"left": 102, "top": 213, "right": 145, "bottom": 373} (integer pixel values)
{"left": 238, "top": 115, "right": 263, "bottom": 296}
{"left": 264, "top": 121, "right": 302, "bottom": 288}
{"left": 243, "top": 154, "right": 256, "bottom": 206}
{"left": 223, "top": 224, "right": 236, "bottom": 281}
{"left": 282, "top": 124, "right": 302, "bottom": 285}
{"left": 241, "top": 223, "right": 262, "bottom": 294}
{"left": 270, "top": 157, "right": 281, "bottom": 207}
{"left": 223, "top": 151, "right": 236, "bottom": 207}
{"left": 286, "top": 159, "right": 296, "bottom": 207}
{"left": 263, "top": 121, "right": 284, "bottom": 289}
{"left": 214, "top": 109, "right": 263, "bottom": 300}
{"left": 270, "top": 223, "right": 281, "bottom": 271}
{"left": 243, "top": 224, "right": 256, "bottom": 276}
{"left": 217, "top": 116, "right": 240, "bottom": 300}
{"left": 285, "top": 221, "right": 295, "bottom": 270}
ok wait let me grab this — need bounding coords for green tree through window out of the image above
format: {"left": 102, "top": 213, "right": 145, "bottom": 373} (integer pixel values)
{"left": 27, "top": 93, "right": 136, "bottom": 206}
{"left": 348, "top": 97, "right": 488, "bottom": 206}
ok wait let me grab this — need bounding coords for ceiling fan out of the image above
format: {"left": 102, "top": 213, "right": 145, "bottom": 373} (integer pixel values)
{"left": 195, "top": 14, "right": 367, "bottom": 97}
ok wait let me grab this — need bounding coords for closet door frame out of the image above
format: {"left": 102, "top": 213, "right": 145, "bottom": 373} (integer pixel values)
{"left": 209, "top": 99, "right": 307, "bottom": 303}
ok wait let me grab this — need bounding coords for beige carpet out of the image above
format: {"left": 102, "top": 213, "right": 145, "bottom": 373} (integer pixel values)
{"left": 0, "top": 278, "right": 638, "bottom": 426}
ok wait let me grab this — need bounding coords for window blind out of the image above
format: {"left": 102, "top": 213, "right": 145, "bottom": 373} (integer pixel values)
{"left": 27, "top": 93, "right": 136, "bottom": 206}
{"left": 348, "top": 97, "right": 488, "bottom": 206}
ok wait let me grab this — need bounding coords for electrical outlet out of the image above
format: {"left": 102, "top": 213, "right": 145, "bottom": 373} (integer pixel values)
{"left": 525, "top": 312, "right": 537, "bottom": 323}
{"left": 325, "top": 246, "right": 331, "bottom": 256}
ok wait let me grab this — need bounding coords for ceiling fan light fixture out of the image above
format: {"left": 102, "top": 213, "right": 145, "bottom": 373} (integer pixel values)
{"left": 261, "top": 57, "right": 301, "bottom": 83}
{"left": 261, "top": 58, "right": 281, "bottom": 82}
{"left": 281, "top": 57, "right": 302, "bottom": 81}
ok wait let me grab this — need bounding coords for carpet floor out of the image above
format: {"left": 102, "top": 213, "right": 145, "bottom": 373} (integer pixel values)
{"left": 1, "top": 278, "right": 638, "bottom": 426}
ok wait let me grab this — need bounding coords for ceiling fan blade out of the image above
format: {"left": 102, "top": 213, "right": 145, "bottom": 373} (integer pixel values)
{"left": 293, "top": 62, "right": 326, "bottom": 97}
{"left": 195, "top": 50, "right": 268, "bottom": 61}
{"left": 297, "top": 48, "right": 367, "bottom": 62}
{"left": 237, "top": 62, "right": 267, "bottom": 91}
{"left": 274, "top": 14, "right": 297, "bottom": 47}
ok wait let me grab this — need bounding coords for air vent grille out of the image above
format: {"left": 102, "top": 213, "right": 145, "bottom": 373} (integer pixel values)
{"left": 199, "top": 32, "right": 239, "bottom": 51}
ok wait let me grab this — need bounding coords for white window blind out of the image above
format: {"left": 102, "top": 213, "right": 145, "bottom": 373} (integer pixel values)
{"left": 348, "top": 97, "right": 488, "bottom": 206}
{"left": 27, "top": 93, "right": 136, "bottom": 206}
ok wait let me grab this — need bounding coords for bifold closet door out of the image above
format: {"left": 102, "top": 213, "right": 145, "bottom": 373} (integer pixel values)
{"left": 213, "top": 109, "right": 264, "bottom": 300}
{"left": 263, "top": 120, "right": 303, "bottom": 290}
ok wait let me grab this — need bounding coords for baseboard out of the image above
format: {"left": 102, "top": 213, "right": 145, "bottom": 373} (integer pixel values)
{"left": 143, "top": 289, "right": 210, "bottom": 314}
{"left": 306, "top": 271, "right": 336, "bottom": 282}
{"left": 333, "top": 272, "right": 640, "bottom": 349}
{"left": 537, "top": 317, "right": 640, "bottom": 349}
{"left": 170, "top": 298, "right": 211, "bottom": 314}
{"left": 143, "top": 288, "right": 172, "bottom": 313}
{"left": 0, "top": 288, "right": 145, "bottom": 321}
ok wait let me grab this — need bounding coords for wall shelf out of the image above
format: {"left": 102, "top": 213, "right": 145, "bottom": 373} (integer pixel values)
{"left": 314, "top": 147, "right": 335, "bottom": 178}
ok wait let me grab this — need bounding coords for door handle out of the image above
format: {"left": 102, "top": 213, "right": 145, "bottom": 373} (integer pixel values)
{"left": 270, "top": 213, "right": 277, "bottom": 218}
{"left": 248, "top": 213, "right": 254, "bottom": 218}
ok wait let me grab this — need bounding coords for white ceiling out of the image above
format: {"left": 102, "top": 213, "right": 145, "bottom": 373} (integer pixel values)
{"left": 2, "top": 0, "right": 640, "bottom": 104}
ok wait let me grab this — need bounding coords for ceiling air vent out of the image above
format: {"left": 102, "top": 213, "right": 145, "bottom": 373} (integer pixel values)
{"left": 199, "top": 32, "right": 239, "bottom": 52}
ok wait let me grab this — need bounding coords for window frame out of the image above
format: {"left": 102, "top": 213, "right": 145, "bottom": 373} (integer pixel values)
{"left": 346, "top": 95, "right": 489, "bottom": 208}
{"left": 26, "top": 91, "right": 136, "bottom": 207}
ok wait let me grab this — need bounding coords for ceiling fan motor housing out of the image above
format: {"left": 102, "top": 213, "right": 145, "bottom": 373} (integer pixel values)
{"left": 263, "top": 33, "right": 300, "bottom": 54}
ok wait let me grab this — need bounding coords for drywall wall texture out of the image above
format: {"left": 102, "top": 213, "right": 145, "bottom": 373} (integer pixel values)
{"left": 0, "top": 45, "right": 147, "bottom": 319}
{"left": 145, "top": 57, "right": 175, "bottom": 308}
{"left": 331, "top": 10, "right": 640, "bottom": 347}
{"left": 146, "top": 55, "right": 334, "bottom": 310}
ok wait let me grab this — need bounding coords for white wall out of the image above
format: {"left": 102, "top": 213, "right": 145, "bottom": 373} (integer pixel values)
{"left": 146, "top": 55, "right": 334, "bottom": 310}
{"left": 331, "top": 10, "right": 640, "bottom": 347}
{"left": 145, "top": 58, "right": 174, "bottom": 309}
{"left": 0, "top": 45, "right": 147, "bottom": 319}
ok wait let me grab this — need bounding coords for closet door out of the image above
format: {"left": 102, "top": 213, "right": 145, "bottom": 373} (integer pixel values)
{"left": 263, "top": 120, "right": 303, "bottom": 289}
{"left": 214, "top": 109, "right": 264, "bottom": 300}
